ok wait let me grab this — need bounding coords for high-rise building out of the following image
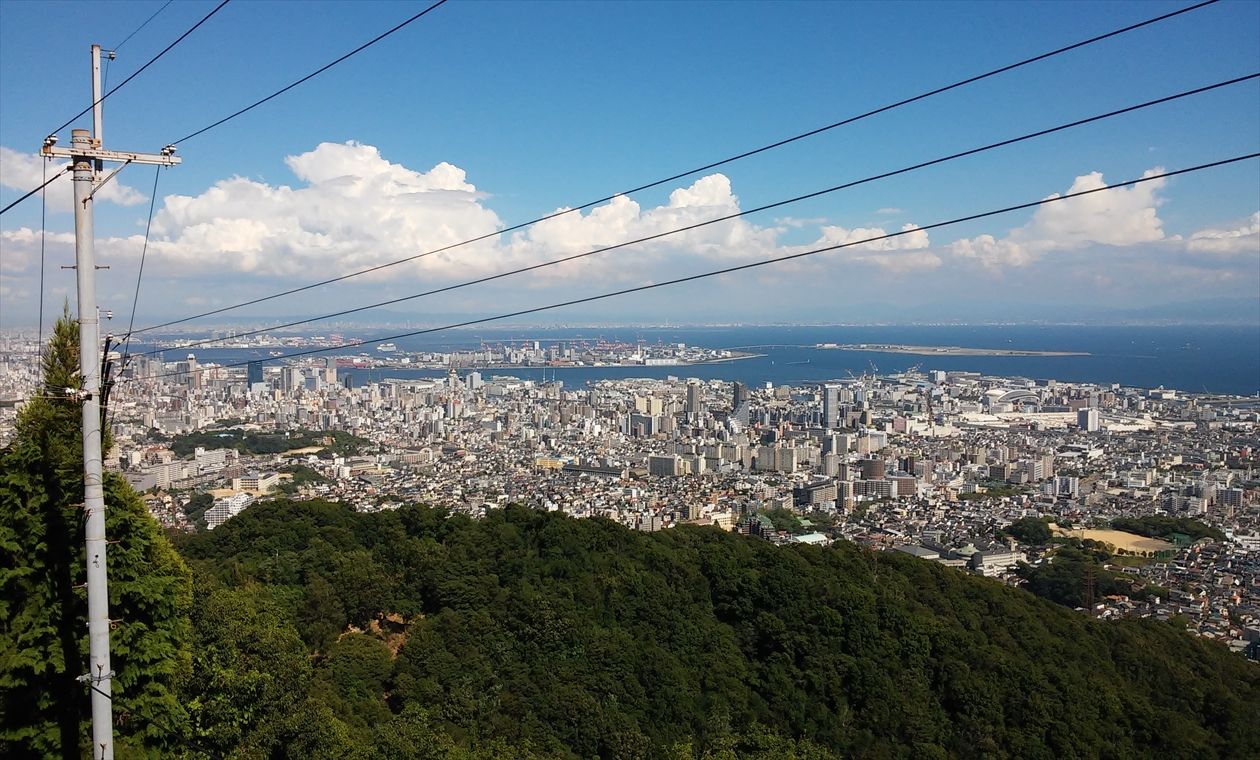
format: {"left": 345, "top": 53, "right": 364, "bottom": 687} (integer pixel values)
{"left": 890, "top": 475, "right": 918, "bottom": 498}
{"left": 1219, "top": 487, "right": 1245, "bottom": 509}
{"left": 859, "top": 457, "right": 885, "bottom": 480}
{"left": 823, "top": 453, "right": 841, "bottom": 477}
{"left": 822, "top": 383, "right": 841, "bottom": 429}
{"left": 323, "top": 357, "right": 337, "bottom": 386}
{"left": 1078, "top": 408, "right": 1100, "bottom": 432}
{"left": 794, "top": 479, "right": 838, "bottom": 507}
{"left": 281, "top": 366, "right": 302, "bottom": 393}
{"left": 649, "top": 454, "right": 682, "bottom": 477}
{"left": 636, "top": 395, "right": 666, "bottom": 416}
{"left": 1019, "top": 459, "right": 1045, "bottom": 481}
{"left": 1055, "top": 476, "right": 1080, "bottom": 497}
{"left": 176, "top": 353, "right": 202, "bottom": 388}
{"left": 686, "top": 381, "right": 704, "bottom": 418}
{"left": 247, "top": 361, "right": 264, "bottom": 385}
{"left": 775, "top": 447, "right": 798, "bottom": 473}
{"left": 731, "top": 381, "right": 750, "bottom": 428}
{"left": 629, "top": 413, "right": 655, "bottom": 436}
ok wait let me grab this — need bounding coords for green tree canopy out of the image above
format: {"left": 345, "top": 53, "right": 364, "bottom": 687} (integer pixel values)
{"left": 1, "top": 308, "right": 192, "bottom": 758}
{"left": 1111, "top": 516, "right": 1225, "bottom": 542}
{"left": 1002, "top": 516, "right": 1053, "bottom": 545}
{"left": 175, "top": 500, "right": 1260, "bottom": 758}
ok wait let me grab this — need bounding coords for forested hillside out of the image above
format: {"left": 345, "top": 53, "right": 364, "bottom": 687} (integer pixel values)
{"left": 173, "top": 499, "right": 1260, "bottom": 759}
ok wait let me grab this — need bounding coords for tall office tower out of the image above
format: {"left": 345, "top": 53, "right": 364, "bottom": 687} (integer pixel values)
{"left": 281, "top": 366, "right": 302, "bottom": 393}
{"left": 686, "top": 381, "right": 703, "bottom": 418}
{"left": 731, "top": 381, "right": 750, "bottom": 427}
{"left": 822, "top": 383, "right": 841, "bottom": 429}
{"left": 1078, "top": 408, "right": 1100, "bottom": 432}
{"left": 176, "top": 353, "right": 202, "bottom": 388}
{"left": 823, "top": 452, "right": 841, "bottom": 477}
{"left": 323, "top": 357, "right": 337, "bottom": 386}
{"left": 247, "top": 361, "right": 264, "bottom": 386}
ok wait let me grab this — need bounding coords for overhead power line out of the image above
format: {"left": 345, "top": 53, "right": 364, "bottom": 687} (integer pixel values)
{"left": 129, "top": 0, "right": 1221, "bottom": 334}
{"left": 132, "top": 72, "right": 1260, "bottom": 358}
{"left": 4, "top": 0, "right": 448, "bottom": 218}
{"left": 104, "top": 0, "right": 178, "bottom": 91}
{"left": 170, "top": 0, "right": 450, "bottom": 145}
{"left": 47, "top": 0, "right": 232, "bottom": 138}
{"left": 104, "top": 164, "right": 161, "bottom": 433}
{"left": 123, "top": 167, "right": 164, "bottom": 346}
{"left": 124, "top": 153, "right": 1260, "bottom": 383}
{"left": 0, "top": 166, "right": 70, "bottom": 217}
{"left": 118, "top": 166, "right": 164, "bottom": 378}
{"left": 113, "top": 0, "right": 176, "bottom": 53}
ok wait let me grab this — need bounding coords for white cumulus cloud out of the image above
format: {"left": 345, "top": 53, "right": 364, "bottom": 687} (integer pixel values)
{"left": 117, "top": 143, "right": 797, "bottom": 289}
{"left": 0, "top": 227, "right": 76, "bottom": 273}
{"left": 143, "top": 141, "right": 504, "bottom": 281}
{"left": 9, "top": 147, "right": 1251, "bottom": 325}
{"left": 816, "top": 222, "right": 930, "bottom": 251}
{"left": 1187, "top": 211, "right": 1260, "bottom": 254}
{"left": 951, "top": 168, "right": 1167, "bottom": 268}
{"left": 807, "top": 222, "right": 938, "bottom": 272}
{"left": 504, "top": 173, "right": 784, "bottom": 285}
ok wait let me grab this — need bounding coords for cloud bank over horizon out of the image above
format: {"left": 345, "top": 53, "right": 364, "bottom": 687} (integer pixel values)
{"left": 1, "top": 141, "right": 1257, "bottom": 326}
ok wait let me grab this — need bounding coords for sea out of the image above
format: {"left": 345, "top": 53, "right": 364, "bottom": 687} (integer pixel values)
{"left": 128, "top": 324, "right": 1260, "bottom": 396}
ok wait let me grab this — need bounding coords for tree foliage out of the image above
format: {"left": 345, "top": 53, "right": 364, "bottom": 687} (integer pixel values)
{"left": 1111, "top": 516, "right": 1225, "bottom": 542}
{"left": 760, "top": 507, "right": 804, "bottom": 534}
{"left": 1001, "top": 516, "right": 1053, "bottom": 545}
{"left": 1017, "top": 544, "right": 1167, "bottom": 609}
{"left": 275, "top": 465, "right": 330, "bottom": 495}
{"left": 1, "top": 309, "right": 193, "bottom": 758}
{"left": 175, "top": 499, "right": 1260, "bottom": 758}
{"left": 165, "top": 429, "right": 369, "bottom": 459}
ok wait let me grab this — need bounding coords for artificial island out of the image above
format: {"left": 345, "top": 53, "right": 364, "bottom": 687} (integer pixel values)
{"left": 817, "top": 342, "right": 1090, "bottom": 357}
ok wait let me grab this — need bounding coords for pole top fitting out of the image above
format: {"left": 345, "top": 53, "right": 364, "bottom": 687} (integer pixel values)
{"left": 44, "top": 134, "right": 58, "bottom": 148}
{"left": 71, "top": 128, "right": 91, "bottom": 139}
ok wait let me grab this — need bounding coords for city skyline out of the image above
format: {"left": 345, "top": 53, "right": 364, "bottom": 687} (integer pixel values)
{"left": 1, "top": 0, "right": 1258, "bottom": 328}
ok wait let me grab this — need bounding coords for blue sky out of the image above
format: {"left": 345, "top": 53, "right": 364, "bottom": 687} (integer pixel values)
{"left": 1, "top": 0, "right": 1258, "bottom": 329}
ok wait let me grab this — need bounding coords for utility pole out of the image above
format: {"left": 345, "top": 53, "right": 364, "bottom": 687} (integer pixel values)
{"left": 41, "top": 44, "right": 180, "bottom": 760}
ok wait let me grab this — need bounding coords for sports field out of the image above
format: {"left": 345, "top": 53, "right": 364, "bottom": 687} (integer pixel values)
{"left": 1055, "top": 527, "right": 1175, "bottom": 555}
